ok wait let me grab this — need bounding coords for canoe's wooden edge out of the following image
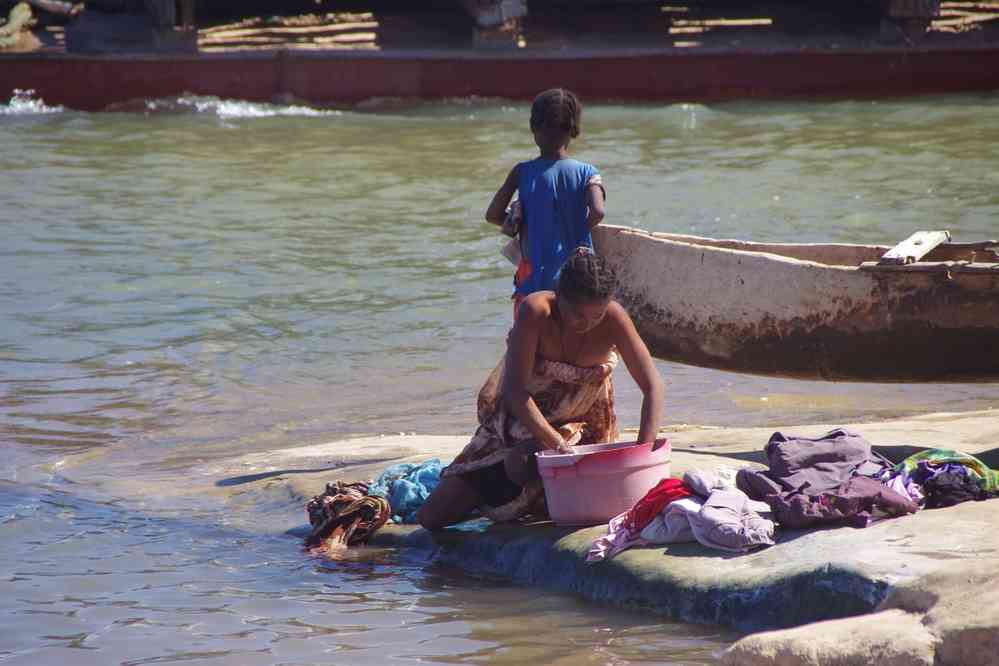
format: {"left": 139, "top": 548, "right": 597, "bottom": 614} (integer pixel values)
{"left": 601, "top": 226, "right": 999, "bottom": 272}
{"left": 859, "top": 261, "right": 999, "bottom": 274}
{"left": 643, "top": 230, "right": 889, "bottom": 253}
{"left": 599, "top": 226, "right": 873, "bottom": 271}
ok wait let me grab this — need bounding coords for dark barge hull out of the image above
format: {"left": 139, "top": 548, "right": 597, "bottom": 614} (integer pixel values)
{"left": 3, "top": 46, "right": 999, "bottom": 111}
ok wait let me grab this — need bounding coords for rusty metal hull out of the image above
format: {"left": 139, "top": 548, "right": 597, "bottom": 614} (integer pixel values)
{"left": 593, "top": 225, "right": 999, "bottom": 381}
{"left": 4, "top": 46, "right": 999, "bottom": 111}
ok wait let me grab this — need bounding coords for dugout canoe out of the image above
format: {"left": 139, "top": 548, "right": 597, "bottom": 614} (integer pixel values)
{"left": 593, "top": 225, "right": 999, "bottom": 381}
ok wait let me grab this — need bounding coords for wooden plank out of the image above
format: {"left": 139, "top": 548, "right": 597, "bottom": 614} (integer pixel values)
{"left": 878, "top": 230, "right": 951, "bottom": 265}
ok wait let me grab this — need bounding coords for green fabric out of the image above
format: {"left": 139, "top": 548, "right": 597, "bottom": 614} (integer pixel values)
{"left": 896, "top": 449, "right": 999, "bottom": 493}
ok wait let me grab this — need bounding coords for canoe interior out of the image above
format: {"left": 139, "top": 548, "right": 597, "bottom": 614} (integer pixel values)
{"left": 648, "top": 231, "right": 999, "bottom": 268}
{"left": 596, "top": 226, "right": 999, "bottom": 382}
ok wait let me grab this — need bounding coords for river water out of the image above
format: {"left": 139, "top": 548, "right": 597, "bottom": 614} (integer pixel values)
{"left": 2, "top": 89, "right": 998, "bottom": 665}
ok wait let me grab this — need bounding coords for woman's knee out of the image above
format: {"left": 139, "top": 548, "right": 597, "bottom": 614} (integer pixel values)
{"left": 416, "top": 504, "right": 447, "bottom": 531}
{"left": 417, "top": 476, "right": 479, "bottom": 531}
{"left": 504, "top": 446, "right": 539, "bottom": 486}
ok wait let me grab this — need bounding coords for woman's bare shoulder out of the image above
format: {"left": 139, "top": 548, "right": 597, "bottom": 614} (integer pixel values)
{"left": 519, "top": 291, "right": 556, "bottom": 322}
{"left": 605, "top": 300, "right": 631, "bottom": 323}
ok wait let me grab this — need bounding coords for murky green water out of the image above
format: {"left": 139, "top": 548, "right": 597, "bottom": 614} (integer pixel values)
{"left": 2, "top": 89, "right": 998, "bottom": 664}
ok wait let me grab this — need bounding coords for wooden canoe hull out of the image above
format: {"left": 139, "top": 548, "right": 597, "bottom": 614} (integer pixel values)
{"left": 593, "top": 225, "right": 999, "bottom": 381}
{"left": 4, "top": 46, "right": 999, "bottom": 111}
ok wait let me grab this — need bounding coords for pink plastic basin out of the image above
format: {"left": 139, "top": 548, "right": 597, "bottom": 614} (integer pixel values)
{"left": 536, "top": 439, "right": 671, "bottom": 526}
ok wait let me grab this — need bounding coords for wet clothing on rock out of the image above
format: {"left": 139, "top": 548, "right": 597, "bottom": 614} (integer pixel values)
{"left": 368, "top": 459, "right": 445, "bottom": 524}
{"left": 920, "top": 468, "right": 992, "bottom": 508}
{"left": 885, "top": 449, "right": 999, "bottom": 509}
{"left": 587, "top": 468, "right": 775, "bottom": 562}
{"left": 586, "top": 476, "right": 695, "bottom": 562}
{"left": 305, "top": 481, "right": 391, "bottom": 554}
{"left": 640, "top": 469, "right": 776, "bottom": 553}
{"left": 586, "top": 509, "right": 658, "bottom": 562}
{"left": 621, "top": 477, "right": 694, "bottom": 534}
{"left": 640, "top": 491, "right": 776, "bottom": 552}
{"left": 895, "top": 449, "right": 999, "bottom": 493}
{"left": 749, "top": 475, "right": 918, "bottom": 529}
{"left": 444, "top": 350, "right": 619, "bottom": 523}
{"left": 684, "top": 466, "right": 739, "bottom": 496}
{"left": 737, "top": 428, "right": 916, "bottom": 529}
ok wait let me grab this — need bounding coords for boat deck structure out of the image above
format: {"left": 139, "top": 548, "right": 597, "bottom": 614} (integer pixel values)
{"left": 2, "top": 0, "right": 999, "bottom": 109}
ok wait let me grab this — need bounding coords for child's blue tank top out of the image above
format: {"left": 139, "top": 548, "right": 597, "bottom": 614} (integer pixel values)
{"left": 515, "top": 157, "right": 599, "bottom": 296}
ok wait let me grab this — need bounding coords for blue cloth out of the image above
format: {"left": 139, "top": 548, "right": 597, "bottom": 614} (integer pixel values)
{"left": 368, "top": 459, "right": 444, "bottom": 524}
{"left": 515, "top": 158, "right": 599, "bottom": 296}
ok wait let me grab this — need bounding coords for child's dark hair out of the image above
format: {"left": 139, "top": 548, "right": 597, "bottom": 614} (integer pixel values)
{"left": 557, "top": 247, "right": 617, "bottom": 303}
{"left": 530, "top": 88, "right": 582, "bottom": 139}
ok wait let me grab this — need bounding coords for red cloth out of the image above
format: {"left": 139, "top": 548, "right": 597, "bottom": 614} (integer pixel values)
{"left": 622, "top": 478, "right": 694, "bottom": 533}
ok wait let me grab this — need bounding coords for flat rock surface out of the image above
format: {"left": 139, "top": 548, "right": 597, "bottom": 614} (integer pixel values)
{"left": 200, "top": 409, "right": 999, "bottom": 634}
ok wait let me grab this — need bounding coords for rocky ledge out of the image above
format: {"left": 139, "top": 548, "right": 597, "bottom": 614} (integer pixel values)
{"left": 224, "top": 408, "right": 999, "bottom": 665}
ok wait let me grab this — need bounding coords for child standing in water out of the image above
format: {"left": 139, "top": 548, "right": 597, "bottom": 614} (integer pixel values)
{"left": 485, "top": 88, "right": 606, "bottom": 314}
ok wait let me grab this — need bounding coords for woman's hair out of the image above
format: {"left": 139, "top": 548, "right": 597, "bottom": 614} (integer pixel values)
{"left": 557, "top": 247, "right": 617, "bottom": 303}
{"left": 530, "top": 88, "right": 582, "bottom": 139}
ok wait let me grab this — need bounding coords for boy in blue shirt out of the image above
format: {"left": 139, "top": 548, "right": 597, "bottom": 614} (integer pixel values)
{"left": 485, "top": 88, "right": 606, "bottom": 315}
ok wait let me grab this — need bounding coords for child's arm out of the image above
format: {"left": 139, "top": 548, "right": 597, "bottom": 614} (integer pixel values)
{"left": 485, "top": 166, "right": 520, "bottom": 227}
{"left": 586, "top": 179, "right": 606, "bottom": 228}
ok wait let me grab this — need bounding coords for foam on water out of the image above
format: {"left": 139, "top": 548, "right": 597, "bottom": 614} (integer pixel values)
{"left": 145, "top": 94, "right": 342, "bottom": 118}
{"left": 0, "top": 89, "right": 63, "bottom": 115}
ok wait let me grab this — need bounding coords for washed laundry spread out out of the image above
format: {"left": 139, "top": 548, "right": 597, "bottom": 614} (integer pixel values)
{"left": 369, "top": 459, "right": 445, "bottom": 524}
{"left": 305, "top": 430, "right": 999, "bottom": 564}
{"left": 585, "top": 428, "right": 999, "bottom": 563}
{"left": 737, "top": 428, "right": 917, "bottom": 528}
{"left": 587, "top": 467, "right": 776, "bottom": 562}
{"left": 883, "top": 448, "right": 999, "bottom": 509}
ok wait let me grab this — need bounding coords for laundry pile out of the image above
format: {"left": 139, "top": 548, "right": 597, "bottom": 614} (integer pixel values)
{"left": 303, "top": 459, "right": 445, "bottom": 555}
{"left": 304, "top": 481, "right": 391, "bottom": 556}
{"left": 368, "top": 459, "right": 444, "bottom": 524}
{"left": 587, "top": 467, "right": 777, "bottom": 562}
{"left": 737, "top": 428, "right": 918, "bottom": 529}
{"left": 588, "top": 427, "right": 999, "bottom": 562}
{"left": 880, "top": 448, "right": 999, "bottom": 509}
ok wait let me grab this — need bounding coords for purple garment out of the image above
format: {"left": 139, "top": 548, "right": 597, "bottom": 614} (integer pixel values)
{"left": 738, "top": 428, "right": 913, "bottom": 529}
{"left": 767, "top": 476, "right": 918, "bottom": 529}
{"left": 911, "top": 462, "right": 969, "bottom": 485}
{"left": 586, "top": 510, "right": 649, "bottom": 563}
{"left": 881, "top": 473, "right": 925, "bottom": 506}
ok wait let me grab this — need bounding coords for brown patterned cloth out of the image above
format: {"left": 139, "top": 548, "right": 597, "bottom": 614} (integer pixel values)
{"left": 443, "top": 350, "right": 620, "bottom": 522}
{"left": 304, "top": 481, "right": 391, "bottom": 555}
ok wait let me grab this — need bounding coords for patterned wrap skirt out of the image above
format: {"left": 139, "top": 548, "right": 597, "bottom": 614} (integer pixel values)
{"left": 443, "top": 350, "right": 619, "bottom": 522}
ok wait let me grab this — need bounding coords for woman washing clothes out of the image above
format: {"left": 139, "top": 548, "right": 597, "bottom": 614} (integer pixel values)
{"left": 417, "top": 249, "right": 664, "bottom": 529}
